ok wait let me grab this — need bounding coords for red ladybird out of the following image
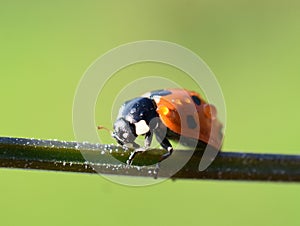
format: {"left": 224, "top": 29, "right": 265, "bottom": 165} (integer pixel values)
{"left": 110, "top": 89, "right": 223, "bottom": 165}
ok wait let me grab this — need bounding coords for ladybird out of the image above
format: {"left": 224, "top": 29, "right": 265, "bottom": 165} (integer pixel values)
{"left": 110, "top": 88, "right": 223, "bottom": 165}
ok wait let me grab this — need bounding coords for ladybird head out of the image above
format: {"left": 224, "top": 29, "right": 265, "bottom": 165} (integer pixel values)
{"left": 112, "top": 118, "right": 137, "bottom": 146}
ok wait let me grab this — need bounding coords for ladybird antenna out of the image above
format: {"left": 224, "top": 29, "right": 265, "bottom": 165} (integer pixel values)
{"left": 97, "top": 125, "right": 112, "bottom": 134}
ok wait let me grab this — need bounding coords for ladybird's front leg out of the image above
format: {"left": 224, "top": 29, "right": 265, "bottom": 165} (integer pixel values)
{"left": 126, "top": 132, "right": 153, "bottom": 165}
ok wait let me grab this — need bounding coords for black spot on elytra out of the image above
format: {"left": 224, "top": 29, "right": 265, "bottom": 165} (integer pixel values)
{"left": 191, "top": 95, "right": 201, "bottom": 105}
{"left": 186, "top": 115, "right": 197, "bottom": 129}
{"left": 150, "top": 90, "right": 172, "bottom": 97}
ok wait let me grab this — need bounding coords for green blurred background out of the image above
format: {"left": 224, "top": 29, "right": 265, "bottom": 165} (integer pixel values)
{"left": 1, "top": 0, "right": 300, "bottom": 225}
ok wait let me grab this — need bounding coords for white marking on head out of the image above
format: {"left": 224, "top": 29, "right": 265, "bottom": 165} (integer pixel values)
{"left": 152, "top": 95, "right": 161, "bottom": 103}
{"left": 134, "top": 120, "right": 150, "bottom": 135}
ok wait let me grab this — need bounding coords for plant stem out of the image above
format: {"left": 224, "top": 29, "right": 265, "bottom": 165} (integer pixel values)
{"left": 0, "top": 136, "right": 299, "bottom": 182}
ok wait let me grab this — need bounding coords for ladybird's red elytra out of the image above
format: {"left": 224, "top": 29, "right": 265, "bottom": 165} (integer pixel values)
{"left": 108, "top": 88, "right": 223, "bottom": 165}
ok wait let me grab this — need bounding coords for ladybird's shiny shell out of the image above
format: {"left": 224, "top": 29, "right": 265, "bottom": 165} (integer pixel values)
{"left": 144, "top": 89, "right": 223, "bottom": 149}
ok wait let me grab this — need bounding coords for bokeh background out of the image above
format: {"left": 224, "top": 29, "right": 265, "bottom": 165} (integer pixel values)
{"left": 1, "top": 0, "right": 300, "bottom": 225}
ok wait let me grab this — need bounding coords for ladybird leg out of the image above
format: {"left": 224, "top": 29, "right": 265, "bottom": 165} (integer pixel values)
{"left": 159, "top": 145, "right": 173, "bottom": 162}
{"left": 144, "top": 131, "right": 153, "bottom": 148}
{"left": 126, "top": 147, "right": 147, "bottom": 165}
{"left": 126, "top": 132, "right": 152, "bottom": 165}
{"left": 154, "top": 131, "right": 174, "bottom": 162}
{"left": 153, "top": 141, "right": 173, "bottom": 180}
{"left": 154, "top": 163, "right": 160, "bottom": 179}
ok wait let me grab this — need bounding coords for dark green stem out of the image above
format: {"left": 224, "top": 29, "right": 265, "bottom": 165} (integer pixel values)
{"left": 0, "top": 136, "right": 300, "bottom": 182}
